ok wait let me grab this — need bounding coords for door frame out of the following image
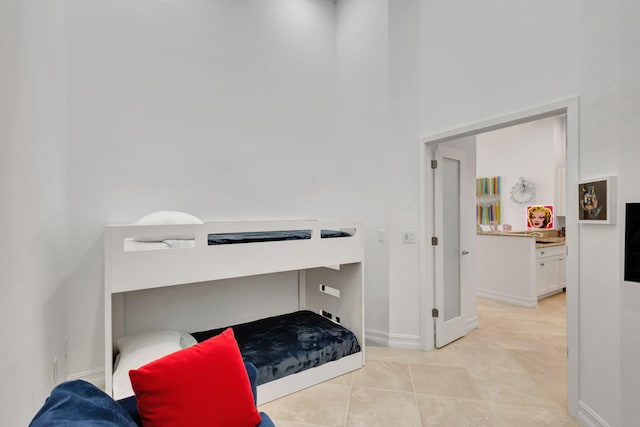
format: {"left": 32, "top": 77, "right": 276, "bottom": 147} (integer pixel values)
{"left": 418, "top": 97, "right": 579, "bottom": 417}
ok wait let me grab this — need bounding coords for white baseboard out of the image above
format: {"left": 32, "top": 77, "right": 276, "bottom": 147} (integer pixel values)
{"left": 466, "top": 315, "right": 479, "bottom": 332}
{"left": 477, "top": 288, "right": 537, "bottom": 308}
{"left": 388, "top": 333, "right": 421, "bottom": 349}
{"left": 68, "top": 368, "right": 105, "bottom": 391}
{"left": 365, "top": 329, "right": 389, "bottom": 346}
{"left": 576, "top": 400, "right": 610, "bottom": 427}
{"left": 365, "top": 329, "right": 420, "bottom": 349}
{"left": 537, "top": 288, "right": 564, "bottom": 300}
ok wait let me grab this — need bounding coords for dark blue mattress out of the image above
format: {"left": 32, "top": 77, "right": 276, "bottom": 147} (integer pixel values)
{"left": 191, "top": 310, "right": 361, "bottom": 385}
{"left": 207, "top": 229, "right": 352, "bottom": 245}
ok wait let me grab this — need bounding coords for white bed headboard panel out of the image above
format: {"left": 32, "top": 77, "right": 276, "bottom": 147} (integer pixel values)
{"left": 121, "top": 271, "right": 299, "bottom": 336}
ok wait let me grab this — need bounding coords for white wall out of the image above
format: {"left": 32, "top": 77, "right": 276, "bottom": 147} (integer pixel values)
{"left": 419, "top": 0, "right": 635, "bottom": 425}
{"left": 1, "top": 3, "right": 402, "bottom": 421}
{"left": 0, "top": 1, "right": 68, "bottom": 425}
{"left": 387, "top": 0, "right": 422, "bottom": 346}
{"left": 336, "top": 0, "right": 392, "bottom": 341}
{"left": 5, "top": 1, "right": 640, "bottom": 425}
{"left": 123, "top": 272, "right": 300, "bottom": 335}
{"left": 65, "top": 0, "right": 405, "bottom": 385}
{"left": 476, "top": 116, "right": 565, "bottom": 230}
{"left": 580, "top": 2, "right": 640, "bottom": 425}
{"left": 64, "top": 0, "right": 346, "bottom": 377}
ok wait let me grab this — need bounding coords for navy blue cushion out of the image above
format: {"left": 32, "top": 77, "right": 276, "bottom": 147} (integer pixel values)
{"left": 30, "top": 380, "right": 138, "bottom": 427}
{"left": 31, "top": 364, "right": 274, "bottom": 427}
{"left": 245, "top": 362, "right": 275, "bottom": 427}
{"left": 116, "top": 395, "right": 141, "bottom": 426}
{"left": 259, "top": 411, "right": 276, "bottom": 427}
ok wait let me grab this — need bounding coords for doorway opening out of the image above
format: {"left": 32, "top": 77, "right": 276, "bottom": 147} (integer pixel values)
{"left": 418, "top": 98, "right": 579, "bottom": 417}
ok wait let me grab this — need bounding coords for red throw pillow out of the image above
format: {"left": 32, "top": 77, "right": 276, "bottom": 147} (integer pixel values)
{"left": 129, "top": 328, "right": 261, "bottom": 427}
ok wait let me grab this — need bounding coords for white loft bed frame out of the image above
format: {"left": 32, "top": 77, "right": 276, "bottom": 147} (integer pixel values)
{"left": 104, "top": 219, "right": 365, "bottom": 405}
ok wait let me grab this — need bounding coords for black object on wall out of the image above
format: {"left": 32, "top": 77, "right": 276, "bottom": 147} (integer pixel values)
{"left": 624, "top": 203, "right": 640, "bottom": 283}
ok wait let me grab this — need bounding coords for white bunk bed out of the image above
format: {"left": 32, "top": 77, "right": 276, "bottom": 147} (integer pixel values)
{"left": 104, "top": 220, "right": 364, "bottom": 405}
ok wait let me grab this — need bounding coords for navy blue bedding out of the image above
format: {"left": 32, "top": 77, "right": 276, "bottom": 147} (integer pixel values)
{"left": 208, "top": 229, "right": 352, "bottom": 245}
{"left": 192, "top": 310, "right": 361, "bottom": 385}
{"left": 30, "top": 380, "right": 138, "bottom": 427}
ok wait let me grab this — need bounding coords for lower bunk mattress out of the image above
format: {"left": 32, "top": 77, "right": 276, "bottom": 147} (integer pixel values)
{"left": 191, "top": 310, "right": 361, "bottom": 386}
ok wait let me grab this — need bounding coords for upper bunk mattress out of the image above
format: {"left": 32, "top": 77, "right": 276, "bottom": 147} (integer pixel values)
{"left": 207, "top": 229, "right": 352, "bottom": 245}
{"left": 191, "top": 310, "right": 361, "bottom": 385}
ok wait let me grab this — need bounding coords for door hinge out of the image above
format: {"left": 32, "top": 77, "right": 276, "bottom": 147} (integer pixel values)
{"left": 431, "top": 236, "right": 438, "bottom": 246}
{"left": 431, "top": 160, "right": 438, "bottom": 169}
{"left": 432, "top": 308, "right": 439, "bottom": 318}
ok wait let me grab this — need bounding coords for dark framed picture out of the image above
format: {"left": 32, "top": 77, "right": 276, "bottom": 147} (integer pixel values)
{"left": 578, "top": 176, "right": 616, "bottom": 224}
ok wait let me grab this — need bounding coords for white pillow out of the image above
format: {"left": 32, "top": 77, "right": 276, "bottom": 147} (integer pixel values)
{"left": 113, "top": 330, "right": 185, "bottom": 400}
{"left": 134, "top": 211, "right": 203, "bottom": 242}
{"left": 180, "top": 332, "right": 198, "bottom": 348}
{"left": 135, "top": 211, "right": 203, "bottom": 226}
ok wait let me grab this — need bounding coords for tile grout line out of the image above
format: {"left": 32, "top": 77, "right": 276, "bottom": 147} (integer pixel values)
{"left": 407, "top": 361, "right": 425, "bottom": 427}
{"left": 341, "top": 373, "right": 353, "bottom": 427}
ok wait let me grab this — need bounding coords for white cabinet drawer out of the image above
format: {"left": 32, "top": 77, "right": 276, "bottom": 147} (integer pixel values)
{"left": 536, "top": 245, "right": 567, "bottom": 298}
{"left": 536, "top": 245, "right": 566, "bottom": 258}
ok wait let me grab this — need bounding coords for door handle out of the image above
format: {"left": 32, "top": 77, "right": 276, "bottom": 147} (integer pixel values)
{"left": 461, "top": 250, "right": 470, "bottom": 255}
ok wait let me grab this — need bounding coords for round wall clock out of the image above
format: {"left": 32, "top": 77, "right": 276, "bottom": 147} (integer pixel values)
{"left": 510, "top": 177, "right": 536, "bottom": 204}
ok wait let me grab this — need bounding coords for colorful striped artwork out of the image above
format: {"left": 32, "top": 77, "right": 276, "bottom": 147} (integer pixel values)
{"left": 476, "top": 176, "right": 501, "bottom": 224}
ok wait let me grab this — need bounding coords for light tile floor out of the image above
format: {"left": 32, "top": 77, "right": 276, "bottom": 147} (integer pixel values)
{"left": 259, "top": 292, "right": 580, "bottom": 427}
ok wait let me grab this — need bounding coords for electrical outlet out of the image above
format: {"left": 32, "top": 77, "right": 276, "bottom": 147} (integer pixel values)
{"left": 319, "top": 309, "right": 342, "bottom": 324}
{"left": 402, "top": 230, "right": 417, "bottom": 243}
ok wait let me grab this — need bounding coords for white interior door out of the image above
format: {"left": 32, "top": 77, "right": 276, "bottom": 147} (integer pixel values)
{"left": 433, "top": 145, "right": 468, "bottom": 348}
